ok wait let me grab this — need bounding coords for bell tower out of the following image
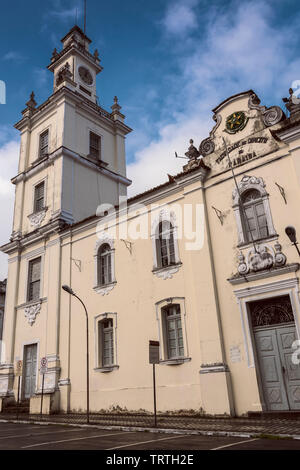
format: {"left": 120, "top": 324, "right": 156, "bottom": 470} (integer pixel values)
{"left": 9, "top": 25, "right": 132, "bottom": 241}
{"left": 48, "top": 25, "right": 102, "bottom": 104}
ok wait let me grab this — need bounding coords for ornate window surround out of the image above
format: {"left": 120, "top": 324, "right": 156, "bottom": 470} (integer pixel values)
{"left": 151, "top": 208, "right": 182, "bottom": 280}
{"left": 233, "top": 278, "right": 300, "bottom": 368}
{"left": 232, "top": 175, "right": 277, "bottom": 246}
{"left": 93, "top": 233, "right": 116, "bottom": 295}
{"left": 93, "top": 312, "right": 119, "bottom": 372}
{"left": 28, "top": 177, "right": 48, "bottom": 228}
{"left": 155, "top": 297, "right": 191, "bottom": 365}
{"left": 23, "top": 249, "right": 45, "bottom": 325}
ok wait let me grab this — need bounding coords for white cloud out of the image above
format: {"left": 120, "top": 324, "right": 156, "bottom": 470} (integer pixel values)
{"left": 0, "top": 138, "right": 19, "bottom": 280}
{"left": 162, "top": 0, "right": 198, "bottom": 36}
{"left": 127, "top": 0, "right": 298, "bottom": 196}
{"left": 2, "top": 51, "right": 26, "bottom": 63}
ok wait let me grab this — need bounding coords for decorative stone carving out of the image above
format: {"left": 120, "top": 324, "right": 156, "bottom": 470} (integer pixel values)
{"left": 249, "top": 245, "right": 273, "bottom": 272}
{"left": 95, "top": 231, "right": 115, "bottom": 254}
{"left": 56, "top": 62, "right": 73, "bottom": 86}
{"left": 24, "top": 302, "right": 41, "bottom": 326}
{"left": 282, "top": 88, "right": 300, "bottom": 115}
{"left": 93, "top": 283, "right": 116, "bottom": 296}
{"left": 237, "top": 252, "right": 249, "bottom": 275}
{"left": 274, "top": 241, "right": 287, "bottom": 267}
{"left": 185, "top": 139, "right": 200, "bottom": 160}
{"left": 28, "top": 208, "right": 47, "bottom": 228}
{"left": 154, "top": 264, "right": 181, "bottom": 280}
{"left": 232, "top": 175, "right": 266, "bottom": 205}
{"left": 199, "top": 137, "right": 215, "bottom": 157}
{"left": 248, "top": 92, "right": 284, "bottom": 127}
{"left": 237, "top": 242, "right": 287, "bottom": 276}
{"left": 262, "top": 106, "right": 284, "bottom": 127}
{"left": 51, "top": 48, "right": 59, "bottom": 61}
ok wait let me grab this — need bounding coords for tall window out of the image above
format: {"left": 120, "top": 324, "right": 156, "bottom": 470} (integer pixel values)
{"left": 156, "top": 221, "right": 175, "bottom": 268}
{"left": 99, "top": 319, "right": 114, "bottom": 367}
{"left": 97, "top": 244, "right": 112, "bottom": 286}
{"left": 34, "top": 181, "right": 45, "bottom": 213}
{"left": 27, "top": 257, "right": 41, "bottom": 302}
{"left": 241, "top": 189, "right": 269, "bottom": 242}
{"left": 90, "top": 132, "right": 101, "bottom": 159}
{"left": 39, "top": 130, "right": 49, "bottom": 158}
{"left": 163, "top": 304, "right": 184, "bottom": 359}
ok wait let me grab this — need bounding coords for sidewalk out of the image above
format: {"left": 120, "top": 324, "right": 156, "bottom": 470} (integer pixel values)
{"left": 1, "top": 412, "right": 300, "bottom": 439}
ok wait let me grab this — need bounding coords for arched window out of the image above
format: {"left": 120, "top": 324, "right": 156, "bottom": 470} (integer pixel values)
{"left": 156, "top": 221, "right": 176, "bottom": 268}
{"left": 232, "top": 175, "right": 276, "bottom": 246}
{"left": 97, "top": 244, "right": 112, "bottom": 286}
{"left": 241, "top": 189, "right": 269, "bottom": 242}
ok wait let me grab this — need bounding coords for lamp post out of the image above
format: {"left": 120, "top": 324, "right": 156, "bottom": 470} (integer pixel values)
{"left": 285, "top": 226, "right": 300, "bottom": 257}
{"left": 62, "top": 285, "right": 90, "bottom": 424}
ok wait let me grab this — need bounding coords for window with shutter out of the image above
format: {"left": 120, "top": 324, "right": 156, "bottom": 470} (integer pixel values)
{"left": 241, "top": 189, "right": 269, "bottom": 242}
{"left": 157, "top": 221, "right": 176, "bottom": 268}
{"left": 34, "top": 182, "right": 45, "bottom": 213}
{"left": 90, "top": 132, "right": 101, "bottom": 158}
{"left": 97, "top": 244, "right": 112, "bottom": 285}
{"left": 163, "top": 304, "right": 184, "bottom": 359}
{"left": 99, "top": 319, "right": 114, "bottom": 367}
{"left": 39, "top": 131, "right": 49, "bottom": 157}
{"left": 27, "top": 257, "right": 41, "bottom": 302}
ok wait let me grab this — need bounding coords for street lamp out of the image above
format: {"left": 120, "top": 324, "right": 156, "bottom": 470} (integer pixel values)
{"left": 285, "top": 226, "right": 300, "bottom": 257}
{"left": 62, "top": 285, "right": 90, "bottom": 424}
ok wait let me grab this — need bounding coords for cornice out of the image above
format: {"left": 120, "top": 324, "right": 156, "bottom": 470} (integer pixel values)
{"left": 47, "top": 44, "right": 102, "bottom": 74}
{"left": 11, "top": 145, "right": 132, "bottom": 187}
{"left": 14, "top": 87, "right": 130, "bottom": 135}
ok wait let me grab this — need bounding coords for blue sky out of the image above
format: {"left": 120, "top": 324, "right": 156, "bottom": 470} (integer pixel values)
{"left": 0, "top": 0, "right": 299, "bottom": 278}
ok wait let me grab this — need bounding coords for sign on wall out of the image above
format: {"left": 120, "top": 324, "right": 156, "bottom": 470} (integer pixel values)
{"left": 149, "top": 341, "right": 160, "bottom": 364}
{"left": 40, "top": 357, "right": 48, "bottom": 375}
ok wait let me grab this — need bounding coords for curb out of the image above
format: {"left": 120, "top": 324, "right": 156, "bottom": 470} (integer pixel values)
{"left": 0, "top": 418, "right": 300, "bottom": 441}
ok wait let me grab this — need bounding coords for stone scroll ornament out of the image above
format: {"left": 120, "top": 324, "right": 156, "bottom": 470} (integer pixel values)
{"left": 237, "top": 242, "right": 287, "bottom": 276}
{"left": 198, "top": 113, "right": 221, "bottom": 157}
{"left": 248, "top": 92, "right": 284, "bottom": 127}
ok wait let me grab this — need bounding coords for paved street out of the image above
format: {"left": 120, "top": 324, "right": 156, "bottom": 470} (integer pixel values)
{"left": 0, "top": 421, "right": 299, "bottom": 450}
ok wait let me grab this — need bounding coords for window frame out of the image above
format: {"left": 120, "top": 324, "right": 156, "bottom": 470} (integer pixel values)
{"left": 27, "top": 257, "right": 42, "bottom": 303}
{"left": 93, "top": 236, "right": 116, "bottom": 295}
{"left": 39, "top": 130, "right": 49, "bottom": 158}
{"left": 94, "top": 312, "right": 119, "bottom": 372}
{"left": 89, "top": 131, "right": 101, "bottom": 159}
{"left": 232, "top": 175, "right": 276, "bottom": 247}
{"left": 155, "top": 298, "right": 190, "bottom": 365}
{"left": 97, "top": 243, "right": 113, "bottom": 286}
{"left": 33, "top": 181, "right": 45, "bottom": 214}
{"left": 151, "top": 209, "right": 181, "bottom": 275}
{"left": 163, "top": 304, "right": 185, "bottom": 359}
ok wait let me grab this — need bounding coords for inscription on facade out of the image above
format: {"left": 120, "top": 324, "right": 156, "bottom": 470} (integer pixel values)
{"left": 216, "top": 137, "right": 269, "bottom": 165}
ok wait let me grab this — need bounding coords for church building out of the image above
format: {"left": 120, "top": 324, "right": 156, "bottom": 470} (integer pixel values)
{"left": 0, "top": 25, "right": 300, "bottom": 416}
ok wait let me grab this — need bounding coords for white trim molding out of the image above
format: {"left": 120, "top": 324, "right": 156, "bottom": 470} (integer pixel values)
{"left": 155, "top": 297, "right": 190, "bottom": 364}
{"left": 93, "top": 312, "right": 118, "bottom": 372}
{"left": 233, "top": 277, "right": 300, "bottom": 367}
{"left": 93, "top": 232, "right": 116, "bottom": 294}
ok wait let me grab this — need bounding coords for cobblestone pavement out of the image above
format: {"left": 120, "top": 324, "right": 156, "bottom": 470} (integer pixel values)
{"left": 1, "top": 412, "right": 300, "bottom": 438}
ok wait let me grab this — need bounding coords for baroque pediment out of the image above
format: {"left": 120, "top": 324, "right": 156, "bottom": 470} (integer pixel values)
{"left": 199, "top": 90, "right": 285, "bottom": 175}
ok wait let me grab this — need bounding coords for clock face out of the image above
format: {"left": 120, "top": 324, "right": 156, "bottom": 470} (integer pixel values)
{"left": 225, "top": 111, "right": 248, "bottom": 134}
{"left": 78, "top": 66, "right": 93, "bottom": 86}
